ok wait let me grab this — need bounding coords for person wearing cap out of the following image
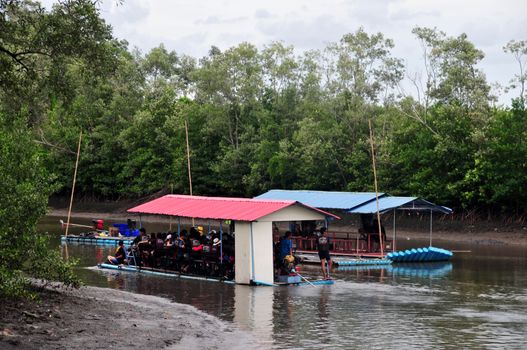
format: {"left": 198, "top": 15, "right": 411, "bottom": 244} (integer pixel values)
{"left": 107, "top": 240, "right": 126, "bottom": 265}
{"left": 164, "top": 234, "right": 173, "bottom": 247}
{"left": 209, "top": 237, "right": 220, "bottom": 258}
{"left": 317, "top": 227, "right": 332, "bottom": 279}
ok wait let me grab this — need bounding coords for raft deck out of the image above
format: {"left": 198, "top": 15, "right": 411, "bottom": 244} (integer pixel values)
{"left": 297, "top": 252, "right": 392, "bottom": 267}
{"left": 98, "top": 263, "right": 332, "bottom": 286}
{"left": 61, "top": 235, "right": 134, "bottom": 246}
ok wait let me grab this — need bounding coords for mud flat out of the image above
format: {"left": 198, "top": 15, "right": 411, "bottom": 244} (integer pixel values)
{"left": 0, "top": 283, "right": 261, "bottom": 350}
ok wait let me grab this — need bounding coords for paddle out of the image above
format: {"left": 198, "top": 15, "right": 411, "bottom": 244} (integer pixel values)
{"left": 292, "top": 269, "right": 316, "bottom": 287}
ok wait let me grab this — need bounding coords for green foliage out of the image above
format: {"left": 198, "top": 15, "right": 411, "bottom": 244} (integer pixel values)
{"left": 503, "top": 40, "right": 527, "bottom": 103}
{"left": 0, "top": 114, "right": 80, "bottom": 298}
{"left": 326, "top": 27, "right": 404, "bottom": 105}
{"left": 33, "top": 25, "right": 521, "bottom": 215}
{"left": 0, "top": 0, "right": 116, "bottom": 298}
{"left": 387, "top": 104, "right": 477, "bottom": 206}
{"left": 0, "top": 0, "right": 116, "bottom": 120}
{"left": 462, "top": 100, "right": 527, "bottom": 212}
{"left": 2, "top": 0, "right": 526, "bottom": 236}
{"left": 412, "top": 27, "right": 492, "bottom": 110}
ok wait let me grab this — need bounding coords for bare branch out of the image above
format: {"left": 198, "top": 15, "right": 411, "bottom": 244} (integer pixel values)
{"left": 0, "top": 45, "right": 30, "bottom": 71}
{"left": 34, "top": 128, "right": 76, "bottom": 155}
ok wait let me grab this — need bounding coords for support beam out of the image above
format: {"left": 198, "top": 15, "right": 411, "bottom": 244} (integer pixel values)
{"left": 393, "top": 209, "right": 396, "bottom": 252}
{"left": 429, "top": 209, "right": 433, "bottom": 247}
{"left": 177, "top": 217, "right": 181, "bottom": 237}
{"left": 220, "top": 221, "right": 223, "bottom": 266}
{"left": 250, "top": 223, "right": 255, "bottom": 282}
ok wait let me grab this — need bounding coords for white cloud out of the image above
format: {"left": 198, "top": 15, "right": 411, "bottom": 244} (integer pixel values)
{"left": 254, "top": 9, "right": 272, "bottom": 19}
{"left": 40, "top": 0, "right": 527, "bottom": 104}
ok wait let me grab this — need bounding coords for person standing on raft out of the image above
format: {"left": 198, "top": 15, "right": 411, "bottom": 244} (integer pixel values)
{"left": 317, "top": 227, "right": 332, "bottom": 279}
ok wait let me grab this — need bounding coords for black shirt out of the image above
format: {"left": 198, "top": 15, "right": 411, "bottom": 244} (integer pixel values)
{"left": 318, "top": 236, "right": 330, "bottom": 253}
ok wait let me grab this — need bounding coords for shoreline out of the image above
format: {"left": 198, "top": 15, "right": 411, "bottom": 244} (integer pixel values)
{"left": 48, "top": 208, "right": 527, "bottom": 247}
{"left": 0, "top": 282, "right": 260, "bottom": 350}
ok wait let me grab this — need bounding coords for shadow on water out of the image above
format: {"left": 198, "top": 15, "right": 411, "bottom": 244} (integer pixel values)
{"left": 40, "top": 215, "right": 527, "bottom": 349}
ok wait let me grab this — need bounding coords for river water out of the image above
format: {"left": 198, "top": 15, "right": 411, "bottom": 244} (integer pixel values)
{"left": 41, "top": 216, "right": 527, "bottom": 349}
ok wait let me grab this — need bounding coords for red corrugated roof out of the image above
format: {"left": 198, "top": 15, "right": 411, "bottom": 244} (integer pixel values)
{"left": 127, "top": 194, "right": 339, "bottom": 221}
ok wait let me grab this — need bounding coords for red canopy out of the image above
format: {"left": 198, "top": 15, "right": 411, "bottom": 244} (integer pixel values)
{"left": 127, "top": 194, "right": 339, "bottom": 222}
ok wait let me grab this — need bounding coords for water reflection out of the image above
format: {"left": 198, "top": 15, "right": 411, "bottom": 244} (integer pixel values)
{"left": 336, "top": 262, "right": 453, "bottom": 280}
{"left": 41, "top": 215, "right": 527, "bottom": 349}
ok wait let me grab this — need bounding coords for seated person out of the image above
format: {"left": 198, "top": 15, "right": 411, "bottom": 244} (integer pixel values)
{"left": 132, "top": 227, "right": 147, "bottom": 245}
{"left": 279, "top": 231, "right": 293, "bottom": 264}
{"left": 165, "top": 234, "right": 173, "bottom": 247}
{"left": 107, "top": 240, "right": 126, "bottom": 265}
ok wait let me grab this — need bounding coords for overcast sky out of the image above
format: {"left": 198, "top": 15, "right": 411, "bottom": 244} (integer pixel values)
{"left": 44, "top": 0, "right": 527, "bottom": 105}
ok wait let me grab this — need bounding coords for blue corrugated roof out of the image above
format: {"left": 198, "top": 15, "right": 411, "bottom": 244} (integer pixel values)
{"left": 348, "top": 196, "right": 453, "bottom": 214}
{"left": 255, "top": 190, "right": 385, "bottom": 210}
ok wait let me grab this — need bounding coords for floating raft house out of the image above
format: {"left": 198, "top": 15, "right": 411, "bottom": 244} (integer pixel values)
{"left": 258, "top": 190, "right": 454, "bottom": 261}
{"left": 62, "top": 223, "right": 138, "bottom": 246}
{"left": 127, "top": 194, "right": 339, "bottom": 286}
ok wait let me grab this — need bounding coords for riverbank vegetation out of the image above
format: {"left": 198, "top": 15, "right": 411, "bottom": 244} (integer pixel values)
{"left": 0, "top": 1, "right": 525, "bottom": 295}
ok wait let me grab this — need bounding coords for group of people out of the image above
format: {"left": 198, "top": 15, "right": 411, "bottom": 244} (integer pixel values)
{"left": 107, "top": 224, "right": 334, "bottom": 281}
{"left": 106, "top": 226, "right": 236, "bottom": 280}
{"left": 275, "top": 227, "right": 333, "bottom": 280}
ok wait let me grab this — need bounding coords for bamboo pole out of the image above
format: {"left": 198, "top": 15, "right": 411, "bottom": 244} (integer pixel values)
{"left": 169, "top": 183, "right": 173, "bottom": 231}
{"left": 184, "top": 120, "right": 195, "bottom": 226}
{"left": 429, "top": 209, "right": 433, "bottom": 247}
{"left": 368, "top": 120, "right": 384, "bottom": 257}
{"left": 65, "top": 130, "right": 82, "bottom": 237}
{"left": 393, "top": 209, "right": 396, "bottom": 252}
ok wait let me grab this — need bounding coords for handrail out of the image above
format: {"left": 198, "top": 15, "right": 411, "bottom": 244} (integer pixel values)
{"left": 289, "top": 234, "right": 391, "bottom": 254}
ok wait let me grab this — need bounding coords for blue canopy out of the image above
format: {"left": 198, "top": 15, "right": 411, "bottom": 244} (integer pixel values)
{"left": 255, "top": 190, "right": 386, "bottom": 210}
{"left": 347, "top": 196, "right": 452, "bottom": 214}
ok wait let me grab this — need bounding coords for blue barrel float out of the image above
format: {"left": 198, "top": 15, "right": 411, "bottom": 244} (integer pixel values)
{"left": 386, "top": 246, "right": 453, "bottom": 263}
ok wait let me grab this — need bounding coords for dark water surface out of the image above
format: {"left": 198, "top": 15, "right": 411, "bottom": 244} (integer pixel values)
{"left": 42, "top": 216, "right": 527, "bottom": 349}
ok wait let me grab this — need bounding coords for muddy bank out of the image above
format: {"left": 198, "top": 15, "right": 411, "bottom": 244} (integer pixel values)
{"left": 0, "top": 283, "right": 261, "bottom": 350}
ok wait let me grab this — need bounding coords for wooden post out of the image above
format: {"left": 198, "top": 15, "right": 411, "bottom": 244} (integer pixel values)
{"left": 368, "top": 120, "right": 384, "bottom": 257}
{"left": 169, "top": 183, "right": 173, "bottom": 231}
{"left": 177, "top": 217, "right": 181, "bottom": 237}
{"left": 185, "top": 120, "right": 195, "bottom": 226}
{"left": 65, "top": 130, "right": 82, "bottom": 237}
{"left": 429, "top": 209, "right": 433, "bottom": 247}
{"left": 220, "top": 221, "right": 223, "bottom": 266}
{"left": 356, "top": 231, "right": 359, "bottom": 256}
{"left": 393, "top": 209, "right": 396, "bottom": 252}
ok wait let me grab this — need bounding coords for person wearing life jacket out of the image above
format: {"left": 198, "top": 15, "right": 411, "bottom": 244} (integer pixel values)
{"left": 107, "top": 240, "right": 126, "bottom": 265}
